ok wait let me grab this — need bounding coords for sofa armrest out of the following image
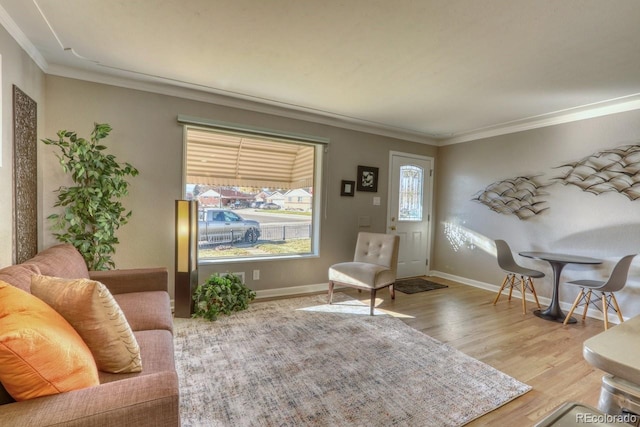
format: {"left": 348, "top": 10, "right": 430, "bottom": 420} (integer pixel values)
{"left": 0, "top": 371, "right": 179, "bottom": 427}
{"left": 89, "top": 268, "right": 168, "bottom": 294}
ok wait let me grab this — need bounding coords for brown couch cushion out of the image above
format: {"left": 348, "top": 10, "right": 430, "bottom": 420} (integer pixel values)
{"left": 31, "top": 275, "right": 142, "bottom": 374}
{"left": 99, "top": 329, "right": 175, "bottom": 384}
{"left": 114, "top": 291, "right": 173, "bottom": 333}
{"left": 25, "top": 244, "right": 90, "bottom": 280}
{"left": 0, "top": 264, "right": 40, "bottom": 293}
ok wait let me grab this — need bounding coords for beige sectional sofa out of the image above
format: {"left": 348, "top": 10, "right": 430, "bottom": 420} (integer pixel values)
{"left": 0, "top": 244, "right": 180, "bottom": 426}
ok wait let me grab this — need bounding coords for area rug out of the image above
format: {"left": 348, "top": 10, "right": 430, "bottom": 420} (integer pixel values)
{"left": 395, "top": 277, "right": 449, "bottom": 294}
{"left": 173, "top": 294, "right": 530, "bottom": 427}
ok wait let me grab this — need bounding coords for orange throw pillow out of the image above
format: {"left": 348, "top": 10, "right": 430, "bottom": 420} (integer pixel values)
{"left": 0, "top": 280, "right": 99, "bottom": 401}
{"left": 31, "top": 275, "right": 142, "bottom": 374}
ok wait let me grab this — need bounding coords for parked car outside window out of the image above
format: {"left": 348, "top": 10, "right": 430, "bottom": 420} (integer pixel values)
{"left": 232, "top": 200, "right": 251, "bottom": 209}
{"left": 199, "top": 209, "right": 261, "bottom": 245}
{"left": 261, "top": 202, "right": 281, "bottom": 210}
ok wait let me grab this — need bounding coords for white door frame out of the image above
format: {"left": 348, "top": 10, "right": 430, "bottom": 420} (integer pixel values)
{"left": 387, "top": 151, "right": 435, "bottom": 277}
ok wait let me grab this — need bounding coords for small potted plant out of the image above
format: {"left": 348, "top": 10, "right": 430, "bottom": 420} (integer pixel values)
{"left": 192, "top": 273, "right": 256, "bottom": 321}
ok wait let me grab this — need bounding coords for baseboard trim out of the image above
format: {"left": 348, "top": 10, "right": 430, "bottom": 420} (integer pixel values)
{"left": 255, "top": 283, "right": 329, "bottom": 299}
{"left": 429, "top": 270, "right": 623, "bottom": 324}
{"left": 177, "top": 273, "right": 623, "bottom": 325}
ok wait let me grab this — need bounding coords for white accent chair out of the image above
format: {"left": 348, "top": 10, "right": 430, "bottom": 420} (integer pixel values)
{"left": 328, "top": 232, "right": 400, "bottom": 315}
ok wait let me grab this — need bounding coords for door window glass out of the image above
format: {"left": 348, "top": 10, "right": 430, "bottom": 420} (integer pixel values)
{"left": 398, "top": 165, "right": 423, "bottom": 221}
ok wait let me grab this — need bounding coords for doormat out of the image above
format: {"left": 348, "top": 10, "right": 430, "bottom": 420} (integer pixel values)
{"left": 395, "top": 277, "right": 448, "bottom": 294}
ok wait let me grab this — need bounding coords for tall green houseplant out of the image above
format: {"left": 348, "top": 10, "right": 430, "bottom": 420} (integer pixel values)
{"left": 43, "top": 123, "right": 139, "bottom": 270}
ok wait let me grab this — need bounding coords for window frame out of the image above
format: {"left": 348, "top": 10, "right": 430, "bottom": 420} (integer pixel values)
{"left": 179, "top": 116, "right": 327, "bottom": 265}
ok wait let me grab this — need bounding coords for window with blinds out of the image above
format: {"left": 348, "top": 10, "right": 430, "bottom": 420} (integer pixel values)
{"left": 182, "top": 122, "right": 324, "bottom": 261}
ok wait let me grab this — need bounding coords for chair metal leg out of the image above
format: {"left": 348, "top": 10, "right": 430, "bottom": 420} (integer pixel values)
{"left": 602, "top": 293, "right": 609, "bottom": 330}
{"left": 389, "top": 284, "right": 395, "bottom": 300}
{"left": 328, "top": 281, "right": 334, "bottom": 304}
{"left": 493, "top": 275, "right": 510, "bottom": 305}
{"left": 370, "top": 289, "right": 376, "bottom": 316}
{"left": 610, "top": 293, "right": 624, "bottom": 324}
{"left": 564, "top": 289, "right": 584, "bottom": 325}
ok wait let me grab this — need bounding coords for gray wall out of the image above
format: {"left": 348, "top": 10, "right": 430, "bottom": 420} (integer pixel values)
{"left": 433, "top": 109, "right": 640, "bottom": 318}
{"left": 6, "top": 24, "right": 640, "bottom": 317}
{"left": 43, "top": 76, "right": 438, "bottom": 297}
{"left": 0, "top": 25, "right": 45, "bottom": 267}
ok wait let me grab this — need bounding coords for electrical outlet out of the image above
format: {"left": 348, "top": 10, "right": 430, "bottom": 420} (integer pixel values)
{"left": 253, "top": 270, "right": 260, "bottom": 280}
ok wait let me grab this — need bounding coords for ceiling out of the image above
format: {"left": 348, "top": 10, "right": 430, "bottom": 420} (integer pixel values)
{"left": 2, "top": 0, "right": 640, "bottom": 145}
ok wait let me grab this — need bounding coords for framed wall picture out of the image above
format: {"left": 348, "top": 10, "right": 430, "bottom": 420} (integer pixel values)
{"left": 357, "top": 165, "right": 379, "bottom": 192}
{"left": 341, "top": 180, "right": 355, "bottom": 196}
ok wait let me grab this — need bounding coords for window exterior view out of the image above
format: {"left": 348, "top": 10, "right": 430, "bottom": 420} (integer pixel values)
{"left": 183, "top": 126, "right": 321, "bottom": 260}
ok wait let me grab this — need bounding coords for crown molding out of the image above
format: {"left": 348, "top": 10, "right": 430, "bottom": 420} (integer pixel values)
{"left": 44, "top": 63, "right": 640, "bottom": 147}
{"left": 440, "top": 94, "right": 640, "bottom": 145}
{"left": 45, "top": 63, "right": 439, "bottom": 146}
{"left": 0, "top": 4, "right": 48, "bottom": 70}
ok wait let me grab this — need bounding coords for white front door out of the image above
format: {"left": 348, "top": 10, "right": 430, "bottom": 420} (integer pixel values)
{"left": 388, "top": 152, "right": 433, "bottom": 278}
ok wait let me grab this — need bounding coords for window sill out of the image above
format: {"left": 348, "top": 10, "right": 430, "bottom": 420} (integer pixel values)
{"left": 198, "top": 252, "right": 319, "bottom": 266}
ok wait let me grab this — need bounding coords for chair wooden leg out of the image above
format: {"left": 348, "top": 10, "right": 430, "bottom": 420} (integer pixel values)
{"left": 370, "top": 289, "right": 377, "bottom": 316}
{"left": 508, "top": 274, "right": 516, "bottom": 301}
{"left": 602, "top": 293, "right": 609, "bottom": 330}
{"left": 493, "top": 275, "right": 509, "bottom": 305}
{"left": 610, "top": 293, "right": 624, "bottom": 324}
{"left": 564, "top": 289, "right": 583, "bottom": 325}
{"left": 389, "top": 284, "right": 395, "bottom": 300}
{"left": 528, "top": 277, "right": 541, "bottom": 309}
{"left": 520, "top": 276, "right": 527, "bottom": 314}
{"left": 582, "top": 290, "right": 592, "bottom": 321}
{"left": 328, "top": 281, "right": 334, "bottom": 304}
{"left": 494, "top": 275, "right": 508, "bottom": 304}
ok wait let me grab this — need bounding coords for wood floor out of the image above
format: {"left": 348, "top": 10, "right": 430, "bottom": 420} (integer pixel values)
{"left": 333, "top": 277, "right": 608, "bottom": 426}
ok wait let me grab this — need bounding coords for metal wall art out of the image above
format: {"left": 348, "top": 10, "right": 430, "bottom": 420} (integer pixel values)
{"left": 13, "top": 85, "right": 38, "bottom": 263}
{"left": 472, "top": 175, "right": 549, "bottom": 220}
{"left": 553, "top": 144, "right": 640, "bottom": 200}
{"left": 473, "top": 144, "right": 640, "bottom": 220}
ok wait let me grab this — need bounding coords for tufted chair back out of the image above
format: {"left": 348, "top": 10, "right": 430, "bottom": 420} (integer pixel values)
{"left": 328, "top": 232, "right": 401, "bottom": 315}
{"left": 353, "top": 232, "right": 400, "bottom": 273}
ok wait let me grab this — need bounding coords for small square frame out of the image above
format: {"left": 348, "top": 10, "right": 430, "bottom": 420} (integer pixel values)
{"left": 341, "top": 180, "right": 355, "bottom": 197}
{"left": 357, "top": 165, "right": 379, "bottom": 192}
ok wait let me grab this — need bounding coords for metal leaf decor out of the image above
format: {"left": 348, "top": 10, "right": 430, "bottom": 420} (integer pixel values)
{"left": 472, "top": 175, "right": 549, "bottom": 220}
{"left": 553, "top": 144, "right": 640, "bottom": 200}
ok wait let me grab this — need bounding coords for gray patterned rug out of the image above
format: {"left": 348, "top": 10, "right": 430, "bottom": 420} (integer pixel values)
{"left": 174, "top": 294, "right": 530, "bottom": 426}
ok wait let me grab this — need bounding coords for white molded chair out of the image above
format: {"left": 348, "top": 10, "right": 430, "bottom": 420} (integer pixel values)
{"left": 328, "top": 232, "right": 400, "bottom": 316}
{"left": 563, "top": 254, "right": 636, "bottom": 330}
{"left": 493, "top": 239, "right": 543, "bottom": 314}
